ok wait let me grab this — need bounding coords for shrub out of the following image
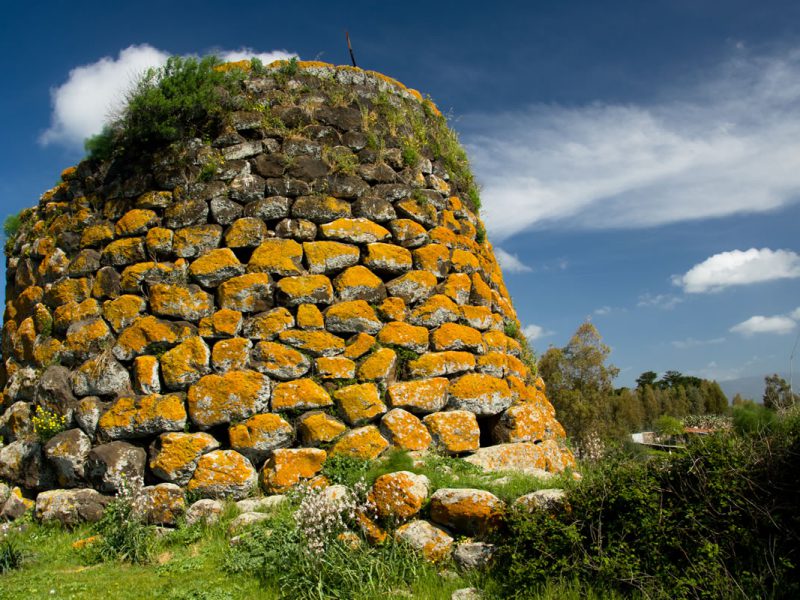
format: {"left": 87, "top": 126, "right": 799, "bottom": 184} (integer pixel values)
{"left": 322, "top": 453, "right": 372, "bottom": 487}
{"left": 31, "top": 405, "right": 66, "bottom": 441}
{"left": 3, "top": 213, "right": 22, "bottom": 238}
{"left": 0, "top": 536, "right": 24, "bottom": 574}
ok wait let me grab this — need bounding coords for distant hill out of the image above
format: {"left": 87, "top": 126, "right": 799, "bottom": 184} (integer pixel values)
{"left": 719, "top": 373, "right": 792, "bottom": 403}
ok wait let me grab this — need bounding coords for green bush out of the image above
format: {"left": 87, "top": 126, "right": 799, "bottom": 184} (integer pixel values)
{"left": 0, "top": 536, "right": 24, "bottom": 573}
{"left": 489, "top": 425, "right": 800, "bottom": 599}
{"left": 733, "top": 402, "right": 777, "bottom": 435}
{"left": 3, "top": 213, "right": 22, "bottom": 238}
{"left": 87, "top": 486, "right": 155, "bottom": 564}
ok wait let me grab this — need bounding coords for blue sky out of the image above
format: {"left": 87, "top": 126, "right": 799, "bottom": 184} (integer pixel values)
{"left": 2, "top": 0, "right": 799, "bottom": 392}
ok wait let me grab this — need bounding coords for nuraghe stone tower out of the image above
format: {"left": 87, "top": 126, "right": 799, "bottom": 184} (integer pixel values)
{"left": 0, "top": 60, "right": 573, "bottom": 520}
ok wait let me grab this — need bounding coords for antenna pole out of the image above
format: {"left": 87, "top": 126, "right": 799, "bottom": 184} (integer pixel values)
{"left": 346, "top": 31, "right": 357, "bottom": 67}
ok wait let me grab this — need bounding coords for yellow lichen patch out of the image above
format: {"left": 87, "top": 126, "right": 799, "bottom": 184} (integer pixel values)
{"left": 386, "top": 378, "right": 449, "bottom": 413}
{"left": 369, "top": 471, "right": 429, "bottom": 521}
{"left": 428, "top": 226, "right": 458, "bottom": 248}
{"left": 297, "top": 411, "right": 347, "bottom": 446}
{"left": 149, "top": 432, "right": 219, "bottom": 484}
{"left": 218, "top": 273, "right": 273, "bottom": 312}
{"left": 98, "top": 393, "right": 187, "bottom": 439}
{"left": 385, "top": 270, "right": 438, "bottom": 305}
{"left": 103, "top": 295, "right": 146, "bottom": 333}
{"left": 297, "top": 303, "right": 324, "bottom": 329}
{"left": 210, "top": 308, "right": 243, "bottom": 337}
{"left": 357, "top": 347, "right": 397, "bottom": 382}
{"left": 137, "top": 190, "right": 173, "bottom": 209}
{"left": 159, "top": 336, "right": 211, "bottom": 389}
{"left": 146, "top": 227, "right": 174, "bottom": 256}
{"left": 450, "top": 249, "right": 480, "bottom": 273}
{"left": 395, "top": 520, "right": 453, "bottom": 562}
{"left": 101, "top": 237, "right": 146, "bottom": 265}
{"left": 303, "top": 241, "right": 360, "bottom": 274}
{"left": 251, "top": 340, "right": 310, "bottom": 379}
{"left": 357, "top": 511, "right": 388, "bottom": 545}
{"left": 470, "top": 273, "right": 492, "bottom": 307}
{"left": 248, "top": 239, "right": 304, "bottom": 276}
{"left": 422, "top": 410, "right": 480, "bottom": 454}
{"left": 13, "top": 317, "right": 36, "bottom": 361}
{"left": 396, "top": 199, "right": 438, "bottom": 227}
{"left": 460, "top": 304, "right": 493, "bottom": 330}
{"left": 504, "top": 354, "right": 528, "bottom": 380}
{"left": 187, "top": 449, "right": 257, "bottom": 499}
{"left": 408, "top": 294, "right": 460, "bottom": 328}
{"left": 275, "top": 274, "right": 334, "bottom": 305}
{"left": 431, "top": 322, "right": 485, "bottom": 353}
{"left": 242, "top": 307, "right": 294, "bottom": 340}
{"left": 80, "top": 223, "right": 114, "bottom": 248}
{"left": 60, "top": 165, "right": 77, "bottom": 180}
{"left": 334, "top": 383, "right": 386, "bottom": 425}
{"left": 150, "top": 283, "right": 213, "bottom": 321}
{"left": 343, "top": 332, "right": 376, "bottom": 359}
{"left": 53, "top": 298, "right": 100, "bottom": 332}
{"left": 320, "top": 218, "right": 391, "bottom": 244}
{"left": 260, "top": 448, "right": 327, "bottom": 494}
{"left": 324, "top": 300, "right": 382, "bottom": 334}
{"left": 363, "top": 243, "right": 412, "bottom": 274}
{"left": 189, "top": 248, "right": 244, "bottom": 286}
{"left": 447, "top": 196, "right": 463, "bottom": 212}
{"left": 214, "top": 59, "right": 252, "bottom": 72}
{"left": 380, "top": 408, "right": 432, "bottom": 451}
{"left": 46, "top": 277, "right": 91, "bottom": 307}
{"left": 377, "top": 321, "right": 429, "bottom": 352}
{"left": 187, "top": 370, "right": 271, "bottom": 428}
{"left": 476, "top": 351, "right": 508, "bottom": 378}
{"left": 330, "top": 426, "right": 389, "bottom": 459}
{"left": 378, "top": 297, "right": 406, "bottom": 322}
{"left": 441, "top": 210, "right": 461, "bottom": 232}
{"left": 15, "top": 286, "right": 44, "bottom": 318}
{"left": 115, "top": 209, "right": 158, "bottom": 237}
{"left": 33, "top": 338, "right": 63, "bottom": 368}
{"left": 229, "top": 413, "right": 293, "bottom": 461}
{"left": 459, "top": 220, "right": 477, "bottom": 240}
{"left": 211, "top": 337, "right": 251, "bottom": 373}
{"left": 277, "top": 328, "right": 345, "bottom": 357}
{"left": 272, "top": 378, "right": 332, "bottom": 411}
{"left": 133, "top": 355, "right": 160, "bottom": 394}
{"left": 429, "top": 488, "right": 504, "bottom": 536}
{"left": 412, "top": 244, "right": 451, "bottom": 278}
{"left": 493, "top": 403, "right": 561, "bottom": 444}
{"left": 173, "top": 225, "right": 222, "bottom": 257}
{"left": 390, "top": 219, "right": 428, "bottom": 248}
{"left": 224, "top": 217, "right": 268, "bottom": 248}
{"left": 115, "top": 315, "right": 193, "bottom": 360}
{"left": 406, "top": 351, "right": 475, "bottom": 378}
{"left": 315, "top": 356, "right": 356, "bottom": 379}
{"left": 119, "top": 261, "right": 182, "bottom": 293}
{"left": 65, "top": 318, "right": 112, "bottom": 358}
{"left": 333, "top": 265, "right": 386, "bottom": 301}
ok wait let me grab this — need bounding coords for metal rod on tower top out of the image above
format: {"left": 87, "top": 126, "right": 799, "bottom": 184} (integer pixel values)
{"left": 346, "top": 31, "right": 357, "bottom": 67}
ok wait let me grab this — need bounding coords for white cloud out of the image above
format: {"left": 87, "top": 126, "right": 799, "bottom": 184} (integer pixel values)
{"left": 673, "top": 248, "right": 800, "bottom": 293}
{"left": 41, "top": 44, "right": 296, "bottom": 149}
{"left": 522, "top": 324, "right": 553, "bottom": 341}
{"left": 637, "top": 293, "right": 683, "bottom": 310}
{"left": 791, "top": 307, "right": 800, "bottom": 320}
{"left": 594, "top": 306, "right": 612, "bottom": 316}
{"left": 464, "top": 47, "right": 800, "bottom": 239}
{"left": 671, "top": 337, "right": 727, "bottom": 349}
{"left": 495, "top": 248, "right": 532, "bottom": 273}
{"left": 730, "top": 315, "right": 797, "bottom": 337}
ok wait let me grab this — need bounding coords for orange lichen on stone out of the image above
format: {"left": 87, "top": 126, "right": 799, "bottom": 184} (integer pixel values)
{"left": 297, "top": 411, "right": 347, "bottom": 445}
{"left": 428, "top": 226, "right": 458, "bottom": 248}
{"left": 53, "top": 299, "right": 101, "bottom": 332}
{"left": 470, "top": 273, "right": 492, "bottom": 307}
{"left": 80, "top": 223, "right": 114, "bottom": 248}
{"left": 137, "top": 190, "right": 173, "bottom": 209}
{"left": 65, "top": 318, "right": 113, "bottom": 358}
{"left": 396, "top": 199, "right": 438, "bottom": 227}
{"left": 224, "top": 217, "right": 268, "bottom": 248}
{"left": 217, "top": 273, "right": 273, "bottom": 312}
{"left": 482, "top": 330, "right": 513, "bottom": 353}
{"left": 448, "top": 372, "right": 513, "bottom": 416}
{"left": 133, "top": 355, "right": 161, "bottom": 394}
{"left": 211, "top": 337, "right": 252, "bottom": 372}
{"left": 103, "top": 295, "right": 146, "bottom": 333}
{"left": 150, "top": 432, "right": 220, "bottom": 484}
{"left": 251, "top": 340, "right": 310, "bottom": 379}
{"left": 46, "top": 277, "right": 91, "bottom": 307}
{"left": 387, "top": 378, "right": 449, "bottom": 414}
{"left": 369, "top": 471, "right": 429, "bottom": 521}
{"left": 172, "top": 225, "right": 222, "bottom": 258}
{"left": 303, "top": 241, "right": 360, "bottom": 274}
{"left": 115, "top": 209, "right": 158, "bottom": 236}
{"left": 150, "top": 283, "right": 213, "bottom": 322}
{"left": 431, "top": 322, "right": 485, "bottom": 353}
{"left": 206, "top": 308, "right": 244, "bottom": 338}
{"left": 334, "top": 382, "right": 386, "bottom": 425}
{"left": 356, "top": 511, "right": 388, "bottom": 545}
{"left": 460, "top": 304, "right": 493, "bottom": 330}
{"left": 408, "top": 294, "right": 461, "bottom": 328}
{"left": 376, "top": 321, "right": 429, "bottom": 352}
{"left": 406, "top": 351, "right": 475, "bottom": 378}
{"left": 296, "top": 303, "right": 324, "bottom": 330}
{"left": 377, "top": 296, "right": 406, "bottom": 322}
{"left": 320, "top": 218, "right": 391, "bottom": 244}
{"left": 189, "top": 248, "right": 244, "bottom": 287}
{"left": 118, "top": 261, "right": 184, "bottom": 294}
{"left": 315, "top": 356, "right": 356, "bottom": 379}
{"left": 380, "top": 408, "right": 432, "bottom": 451}
{"left": 385, "top": 270, "right": 438, "bottom": 304}
{"left": 97, "top": 393, "right": 187, "bottom": 439}
{"left": 102, "top": 237, "right": 146, "bottom": 266}
{"left": 422, "top": 410, "right": 480, "bottom": 454}
{"left": 389, "top": 218, "right": 428, "bottom": 248}
{"left": 242, "top": 307, "right": 294, "bottom": 340}
{"left": 187, "top": 449, "right": 258, "bottom": 500}
{"left": 272, "top": 378, "right": 332, "bottom": 411}
{"left": 329, "top": 425, "right": 389, "bottom": 459}
{"left": 412, "top": 244, "right": 451, "bottom": 278}
{"left": 187, "top": 370, "right": 271, "bottom": 429}
{"left": 362, "top": 243, "right": 412, "bottom": 273}
{"left": 248, "top": 239, "right": 304, "bottom": 276}
{"left": 229, "top": 413, "right": 293, "bottom": 461}
{"left": 394, "top": 520, "right": 453, "bottom": 562}
{"left": 493, "top": 403, "right": 562, "bottom": 444}
{"left": 324, "top": 300, "right": 382, "bottom": 334}
{"left": 441, "top": 210, "right": 461, "bottom": 232}
{"left": 115, "top": 315, "right": 194, "bottom": 360}
{"left": 146, "top": 227, "right": 174, "bottom": 256}
{"left": 276, "top": 274, "right": 334, "bottom": 305}
{"left": 357, "top": 347, "right": 397, "bottom": 383}
{"left": 277, "top": 328, "right": 345, "bottom": 357}
{"left": 343, "top": 332, "right": 376, "bottom": 359}
{"left": 260, "top": 448, "right": 327, "bottom": 493}
{"left": 476, "top": 351, "right": 507, "bottom": 378}
{"left": 429, "top": 488, "right": 504, "bottom": 536}
{"left": 333, "top": 265, "right": 386, "bottom": 302}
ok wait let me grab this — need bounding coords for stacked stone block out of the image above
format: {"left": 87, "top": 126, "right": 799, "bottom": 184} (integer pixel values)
{"left": 0, "top": 61, "right": 573, "bottom": 515}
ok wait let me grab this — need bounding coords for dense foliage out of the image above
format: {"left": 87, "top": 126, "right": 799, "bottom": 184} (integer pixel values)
{"left": 489, "top": 409, "right": 800, "bottom": 599}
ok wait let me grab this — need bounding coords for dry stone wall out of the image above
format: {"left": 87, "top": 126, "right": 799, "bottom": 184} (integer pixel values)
{"left": 0, "top": 61, "right": 574, "bottom": 513}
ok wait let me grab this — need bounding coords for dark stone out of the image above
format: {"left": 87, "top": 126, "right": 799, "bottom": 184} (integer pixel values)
{"left": 327, "top": 174, "right": 368, "bottom": 199}
{"left": 85, "top": 441, "right": 147, "bottom": 494}
{"left": 230, "top": 111, "right": 263, "bottom": 131}
{"left": 315, "top": 106, "right": 361, "bottom": 131}
{"left": 0, "top": 440, "right": 54, "bottom": 491}
{"left": 244, "top": 196, "right": 291, "bottom": 221}
{"left": 44, "top": 429, "right": 92, "bottom": 488}
{"left": 342, "top": 131, "right": 368, "bottom": 151}
{"left": 283, "top": 138, "right": 322, "bottom": 159}
{"left": 266, "top": 178, "right": 310, "bottom": 197}
{"left": 210, "top": 198, "right": 243, "bottom": 225}
{"left": 35, "top": 488, "right": 112, "bottom": 526}
{"left": 304, "top": 125, "right": 341, "bottom": 146}
{"left": 164, "top": 200, "right": 209, "bottom": 228}
{"left": 354, "top": 196, "right": 397, "bottom": 222}
{"left": 292, "top": 195, "right": 351, "bottom": 223}
{"left": 251, "top": 154, "right": 287, "bottom": 178}
{"left": 93, "top": 266, "right": 121, "bottom": 299}
{"left": 229, "top": 171, "right": 265, "bottom": 203}
{"left": 288, "top": 156, "right": 329, "bottom": 180}
{"left": 35, "top": 366, "right": 78, "bottom": 418}
{"left": 358, "top": 163, "right": 398, "bottom": 184}
{"left": 372, "top": 183, "right": 411, "bottom": 202}
{"left": 69, "top": 250, "right": 101, "bottom": 277}
{"left": 274, "top": 218, "right": 317, "bottom": 241}
{"left": 274, "top": 106, "right": 311, "bottom": 129}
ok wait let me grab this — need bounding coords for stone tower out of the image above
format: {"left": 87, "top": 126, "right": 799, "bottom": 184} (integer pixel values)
{"left": 0, "top": 60, "right": 573, "bottom": 509}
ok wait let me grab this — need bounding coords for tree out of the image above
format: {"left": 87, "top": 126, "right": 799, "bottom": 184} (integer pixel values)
{"left": 763, "top": 374, "right": 798, "bottom": 411}
{"left": 636, "top": 371, "right": 658, "bottom": 389}
{"left": 640, "top": 385, "right": 660, "bottom": 427}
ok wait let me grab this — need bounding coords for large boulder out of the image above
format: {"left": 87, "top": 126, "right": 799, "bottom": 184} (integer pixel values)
{"left": 35, "top": 488, "right": 111, "bottom": 526}
{"left": 85, "top": 441, "right": 146, "bottom": 494}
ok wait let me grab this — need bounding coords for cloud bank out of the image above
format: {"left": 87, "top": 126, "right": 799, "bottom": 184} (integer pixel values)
{"left": 730, "top": 315, "right": 797, "bottom": 337}
{"left": 673, "top": 248, "right": 800, "bottom": 293}
{"left": 41, "top": 44, "right": 295, "bottom": 149}
{"left": 522, "top": 324, "right": 553, "bottom": 341}
{"left": 464, "top": 48, "right": 800, "bottom": 239}
{"left": 495, "top": 248, "right": 532, "bottom": 273}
